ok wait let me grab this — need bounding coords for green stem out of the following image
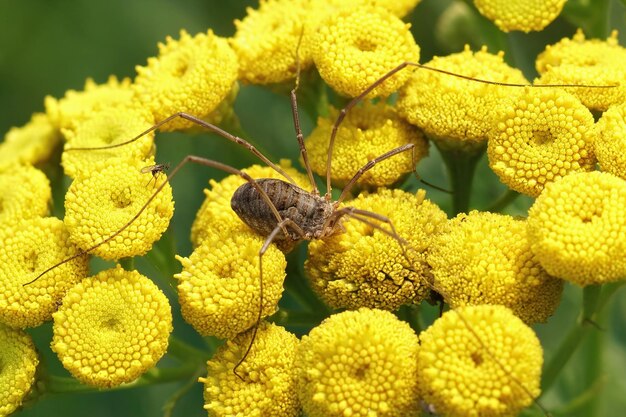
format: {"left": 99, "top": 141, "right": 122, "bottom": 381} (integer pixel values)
{"left": 486, "top": 188, "right": 520, "bottom": 213}
{"left": 541, "top": 282, "right": 624, "bottom": 391}
{"left": 119, "top": 257, "right": 135, "bottom": 271}
{"left": 167, "top": 335, "right": 210, "bottom": 363}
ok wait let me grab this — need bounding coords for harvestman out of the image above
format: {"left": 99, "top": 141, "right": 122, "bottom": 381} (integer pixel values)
{"left": 28, "top": 60, "right": 613, "bottom": 414}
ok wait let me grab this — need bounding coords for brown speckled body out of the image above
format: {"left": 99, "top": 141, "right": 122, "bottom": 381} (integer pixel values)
{"left": 231, "top": 178, "right": 340, "bottom": 251}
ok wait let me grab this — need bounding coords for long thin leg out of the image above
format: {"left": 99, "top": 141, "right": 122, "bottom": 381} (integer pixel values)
{"left": 232, "top": 217, "right": 307, "bottom": 381}
{"left": 65, "top": 112, "right": 298, "bottom": 186}
{"left": 23, "top": 155, "right": 291, "bottom": 286}
{"left": 324, "top": 61, "right": 619, "bottom": 199}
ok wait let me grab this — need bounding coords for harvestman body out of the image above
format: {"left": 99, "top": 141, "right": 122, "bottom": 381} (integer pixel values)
{"left": 28, "top": 59, "right": 614, "bottom": 413}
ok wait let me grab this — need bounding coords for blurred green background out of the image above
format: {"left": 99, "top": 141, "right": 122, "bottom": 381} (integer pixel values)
{"left": 1, "top": 0, "right": 626, "bottom": 416}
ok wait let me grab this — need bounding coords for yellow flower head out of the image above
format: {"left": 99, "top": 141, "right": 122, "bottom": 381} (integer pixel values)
{"left": 44, "top": 76, "right": 136, "bottom": 131}
{"left": 304, "top": 101, "right": 428, "bottom": 189}
{"left": 175, "top": 228, "right": 286, "bottom": 339}
{"left": 231, "top": 0, "right": 313, "bottom": 85}
{"left": 134, "top": 29, "right": 238, "bottom": 131}
{"left": 310, "top": 0, "right": 422, "bottom": 21}
{"left": 0, "top": 217, "right": 88, "bottom": 328}
{"left": 417, "top": 305, "right": 543, "bottom": 417}
{"left": 474, "top": 0, "right": 566, "bottom": 32}
{"left": 200, "top": 322, "right": 300, "bottom": 417}
{"left": 296, "top": 308, "right": 420, "bottom": 417}
{"left": 428, "top": 211, "right": 563, "bottom": 324}
{"left": 61, "top": 105, "right": 155, "bottom": 179}
{"left": 51, "top": 266, "right": 172, "bottom": 388}
{"left": 310, "top": 7, "right": 420, "bottom": 98}
{"left": 487, "top": 86, "right": 596, "bottom": 197}
{"left": 535, "top": 30, "right": 626, "bottom": 111}
{"left": 191, "top": 161, "right": 310, "bottom": 248}
{"left": 398, "top": 45, "right": 527, "bottom": 149}
{"left": 0, "top": 113, "right": 60, "bottom": 171}
{"left": 306, "top": 189, "right": 448, "bottom": 310}
{"left": 64, "top": 157, "right": 174, "bottom": 260}
{"left": 595, "top": 101, "right": 626, "bottom": 179}
{"left": 0, "top": 324, "right": 39, "bottom": 416}
{"left": 527, "top": 171, "right": 626, "bottom": 285}
{"left": 0, "top": 164, "right": 51, "bottom": 224}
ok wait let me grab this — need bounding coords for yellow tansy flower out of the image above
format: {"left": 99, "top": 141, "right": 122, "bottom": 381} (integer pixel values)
{"left": 175, "top": 228, "right": 286, "bottom": 339}
{"left": 428, "top": 211, "right": 563, "bottom": 324}
{"left": 0, "top": 217, "right": 88, "bottom": 328}
{"left": 397, "top": 45, "right": 527, "bottom": 150}
{"left": 134, "top": 29, "right": 238, "bottom": 131}
{"left": 595, "top": 101, "right": 626, "bottom": 179}
{"left": 306, "top": 189, "right": 447, "bottom": 310}
{"left": 64, "top": 158, "right": 174, "bottom": 260}
{"left": 0, "top": 324, "right": 39, "bottom": 416}
{"left": 310, "top": 7, "right": 420, "bottom": 98}
{"left": 191, "top": 161, "right": 310, "bottom": 248}
{"left": 535, "top": 30, "right": 626, "bottom": 111}
{"left": 296, "top": 308, "right": 420, "bottom": 417}
{"left": 200, "top": 322, "right": 300, "bottom": 417}
{"left": 51, "top": 266, "right": 172, "bottom": 388}
{"left": 487, "top": 86, "right": 596, "bottom": 197}
{"left": 44, "top": 76, "right": 137, "bottom": 131}
{"left": 231, "top": 0, "right": 313, "bottom": 85}
{"left": 474, "top": 0, "right": 566, "bottom": 33}
{"left": 417, "top": 305, "right": 543, "bottom": 417}
{"left": 0, "top": 164, "right": 51, "bottom": 224}
{"left": 0, "top": 113, "right": 60, "bottom": 171}
{"left": 61, "top": 105, "right": 155, "bottom": 179}
{"left": 304, "top": 101, "right": 428, "bottom": 189}
{"left": 527, "top": 171, "right": 626, "bottom": 285}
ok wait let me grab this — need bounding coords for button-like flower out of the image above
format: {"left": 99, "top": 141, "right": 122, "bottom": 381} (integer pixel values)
{"left": 594, "top": 100, "right": 626, "bottom": 179}
{"left": 0, "top": 113, "right": 60, "bottom": 171}
{"left": 191, "top": 161, "right": 310, "bottom": 248}
{"left": 0, "top": 164, "right": 51, "bottom": 224}
{"left": 306, "top": 189, "right": 447, "bottom": 310}
{"left": 61, "top": 105, "right": 155, "bottom": 179}
{"left": 304, "top": 101, "right": 428, "bottom": 188}
{"left": 0, "top": 217, "right": 88, "bottom": 328}
{"left": 296, "top": 308, "right": 420, "bottom": 417}
{"left": 231, "top": 0, "right": 313, "bottom": 85}
{"left": 310, "top": 7, "right": 420, "bottom": 97}
{"left": 175, "top": 228, "right": 286, "bottom": 339}
{"left": 474, "top": 0, "right": 566, "bottom": 33}
{"left": 417, "top": 305, "right": 543, "bottom": 417}
{"left": 134, "top": 29, "right": 238, "bottom": 131}
{"left": 398, "top": 45, "right": 527, "bottom": 150}
{"left": 535, "top": 30, "right": 626, "bottom": 111}
{"left": 64, "top": 158, "right": 174, "bottom": 260}
{"left": 428, "top": 211, "right": 563, "bottom": 324}
{"left": 51, "top": 266, "right": 172, "bottom": 388}
{"left": 200, "top": 322, "right": 300, "bottom": 417}
{"left": 487, "top": 86, "right": 596, "bottom": 197}
{"left": 0, "top": 324, "right": 39, "bottom": 416}
{"left": 527, "top": 171, "right": 626, "bottom": 285}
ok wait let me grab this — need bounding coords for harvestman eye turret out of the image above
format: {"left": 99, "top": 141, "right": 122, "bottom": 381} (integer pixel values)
{"left": 27, "top": 58, "right": 616, "bottom": 414}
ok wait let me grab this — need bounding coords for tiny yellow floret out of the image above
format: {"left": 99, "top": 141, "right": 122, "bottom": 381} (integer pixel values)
{"left": 428, "top": 211, "right": 563, "bottom": 324}
{"left": 0, "top": 113, "right": 60, "bottom": 171}
{"left": 594, "top": 100, "right": 626, "bottom": 180}
{"left": 64, "top": 158, "right": 174, "bottom": 259}
{"left": 310, "top": 7, "right": 420, "bottom": 97}
{"left": 306, "top": 189, "right": 447, "bottom": 310}
{"left": 304, "top": 101, "right": 428, "bottom": 188}
{"left": 0, "top": 164, "right": 51, "bottom": 224}
{"left": 527, "top": 171, "right": 626, "bottom": 285}
{"left": 296, "top": 308, "right": 420, "bottom": 417}
{"left": 51, "top": 266, "right": 172, "bottom": 388}
{"left": 417, "top": 305, "right": 543, "bottom": 417}
{"left": 0, "top": 324, "right": 39, "bottom": 416}
{"left": 200, "top": 322, "right": 300, "bottom": 417}
{"left": 474, "top": 0, "right": 566, "bottom": 33}
{"left": 0, "top": 217, "right": 88, "bottom": 328}
{"left": 176, "top": 228, "right": 286, "bottom": 339}
{"left": 134, "top": 29, "right": 238, "bottom": 131}
{"left": 487, "top": 86, "right": 596, "bottom": 197}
